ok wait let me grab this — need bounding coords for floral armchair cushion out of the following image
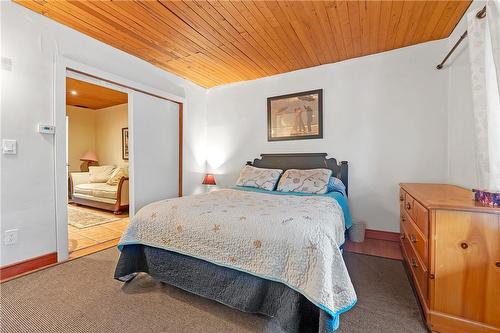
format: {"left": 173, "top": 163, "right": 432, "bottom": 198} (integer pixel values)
{"left": 277, "top": 168, "right": 333, "bottom": 194}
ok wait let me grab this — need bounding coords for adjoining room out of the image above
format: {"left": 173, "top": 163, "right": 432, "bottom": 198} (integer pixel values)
{"left": 66, "top": 78, "right": 129, "bottom": 258}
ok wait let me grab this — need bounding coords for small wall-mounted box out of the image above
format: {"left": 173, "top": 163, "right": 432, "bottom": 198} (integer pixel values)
{"left": 38, "top": 124, "right": 56, "bottom": 134}
{"left": 2, "top": 139, "right": 17, "bottom": 155}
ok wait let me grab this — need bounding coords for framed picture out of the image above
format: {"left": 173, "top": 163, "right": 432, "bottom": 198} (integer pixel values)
{"left": 122, "top": 127, "right": 129, "bottom": 160}
{"left": 267, "top": 89, "right": 323, "bottom": 141}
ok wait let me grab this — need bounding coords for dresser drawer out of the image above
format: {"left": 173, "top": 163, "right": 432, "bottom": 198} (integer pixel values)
{"left": 404, "top": 213, "right": 428, "bottom": 267}
{"left": 404, "top": 193, "right": 416, "bottom": 220}
{"left": 399, "top": 188, "right": 406, "bottom": 209}
{"left": 400, "top": 211, "right": 410, "bottom": 235}
{"left": 401, "top": 226, "right": 428, "bottom": 302}
{"left": 414, "top": 200, "right": 429, "bottom": 237}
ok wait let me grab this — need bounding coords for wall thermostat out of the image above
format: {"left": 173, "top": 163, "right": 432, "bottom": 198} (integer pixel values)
{"left": 38, "top": 124, "right": 56, "bottom": 134}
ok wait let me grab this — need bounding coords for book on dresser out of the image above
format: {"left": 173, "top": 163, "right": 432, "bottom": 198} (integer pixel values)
{"left": 399, "top": 183, "right": 499, "bottom": 333}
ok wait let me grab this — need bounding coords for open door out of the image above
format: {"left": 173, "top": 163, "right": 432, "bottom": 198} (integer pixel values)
{"left": 130, "top": 91, "right": 180, "bottom": 215}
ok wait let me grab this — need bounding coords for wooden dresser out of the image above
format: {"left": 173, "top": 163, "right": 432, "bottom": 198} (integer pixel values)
{"left": 399, "top": 183, "right": 500, "bottom": 333}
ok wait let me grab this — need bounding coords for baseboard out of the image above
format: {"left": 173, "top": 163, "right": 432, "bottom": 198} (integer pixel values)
{"left": 0, "top": 252, "right": 57, "bottom": 282}
{"left": 365, "top": 229, "right": 400, "bottom": 242}
{"left": 429, "top": 311, "right": 500, "bottom": 333}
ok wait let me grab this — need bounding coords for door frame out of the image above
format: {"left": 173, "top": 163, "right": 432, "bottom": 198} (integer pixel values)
{"left": 54, "top": 56, "right": 184, "bottom": 262}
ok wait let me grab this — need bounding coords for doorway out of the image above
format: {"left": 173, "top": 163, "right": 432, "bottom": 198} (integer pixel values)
{"left": 54, "top": 59, "right": 183, "bottom": 262}
{"left": 66, "top": 78, "right": 130, "bottom": 259}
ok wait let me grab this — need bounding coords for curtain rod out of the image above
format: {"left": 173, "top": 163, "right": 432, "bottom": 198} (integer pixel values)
{"left": 436, "top": 6, "right": 486, "bottom": 70}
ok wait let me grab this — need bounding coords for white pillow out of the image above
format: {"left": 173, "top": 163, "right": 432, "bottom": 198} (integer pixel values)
{"left": 277, "top": 168, "right": 332, "bottom": 194}
{"left": 88, "top": 165, "right": 115, "bottom": 183}
{"left": 236, "top": 165, "right": 283, "bottom": 191}
{"left": 106, "top": 167, "right": 128, "bottom": 185}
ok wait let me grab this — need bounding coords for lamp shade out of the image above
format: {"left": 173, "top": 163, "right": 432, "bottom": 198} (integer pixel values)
{"left": 202, "top": 173, "right": 216, "bottom": 185}
{"left": 80, "top": 151, "right": 98, "bottom": 162}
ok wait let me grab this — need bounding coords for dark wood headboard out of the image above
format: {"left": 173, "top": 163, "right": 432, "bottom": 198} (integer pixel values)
{"left": 247, "top": 153, "right": 348, "bottom": 196}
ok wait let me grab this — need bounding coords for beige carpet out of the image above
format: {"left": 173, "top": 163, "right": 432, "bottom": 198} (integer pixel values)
{"left": 67, "top": 205, "right": 120, "bottom": 229}
{"left": 0, "top": 249, "right": 427, "bottom": 333}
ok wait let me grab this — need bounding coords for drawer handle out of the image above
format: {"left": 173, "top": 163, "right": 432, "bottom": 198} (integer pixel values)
{"left": 460, "top": 242, "right": 469, "bottom": 249}
{"left": 406, "top": 202, "right": 411, "bottom": 210}
{"left": 411, "top": 258, "right": 418, "bottom": 268}
{"left": 495, "top": 262, "right": 500, "bottom": 268}
{"left": 400, "top": 195, "right": 404, "bottom": 202}
{"left": 401, "top": 216, "right": 406, "bottom": 222}
{"left": 410, "top": 234, "right": 417, "bottom": 243}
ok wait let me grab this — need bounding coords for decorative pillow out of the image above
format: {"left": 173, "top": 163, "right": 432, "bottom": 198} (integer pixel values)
{"left": 106, "top": 167, "right": 128, "bottom": 186}
{"left": 88, "top": 165, "right": 115, "bottom": 183}
{"left": 277, "top": 168, "right": 333, "bottom": 194}
{"left": 236, "top": 165, "right": 283, "bottom": 191}
{"left": 327, "top": 177, "right": 347, "bottom": 196}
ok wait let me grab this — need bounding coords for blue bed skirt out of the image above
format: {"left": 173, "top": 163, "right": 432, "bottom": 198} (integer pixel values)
{"left": 115, "top": 244, "right": 344, "bottom": 333}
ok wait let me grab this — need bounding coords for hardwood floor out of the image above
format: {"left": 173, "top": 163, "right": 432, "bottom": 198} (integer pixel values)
{"left": 344, "top": 238, "right": 403, "bottom": 260}
{"left": 68, "top": 204, "right": 129, "bottom": 259}
{"left": 68, "top": 239, "right": 121, "bottom": 260}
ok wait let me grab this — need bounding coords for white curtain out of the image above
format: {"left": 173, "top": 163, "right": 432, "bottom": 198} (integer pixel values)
{"left": 468, "top": 0, "right": 500, "bottom": 192}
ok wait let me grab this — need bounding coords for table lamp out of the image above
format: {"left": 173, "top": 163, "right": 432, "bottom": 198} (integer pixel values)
{"left": 80, "top": 151, "right": 98, "bottom": 172}
{"left": 202, "top": 173, "right": 216, "bottom": 186}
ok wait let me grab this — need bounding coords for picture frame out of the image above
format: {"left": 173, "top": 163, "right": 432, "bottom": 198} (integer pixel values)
{"left": 267, "top": 89, "right": 323, "bottom": 141}
{"left": 122, "top": 127, "right": 129, "bottom": 160}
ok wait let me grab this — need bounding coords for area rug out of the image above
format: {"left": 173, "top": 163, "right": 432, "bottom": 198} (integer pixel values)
{"left": 67, "top": 205, "right": 120, "bottom": 229}
{"left": 0, "top": 249, "right": 427, "bottom": 333}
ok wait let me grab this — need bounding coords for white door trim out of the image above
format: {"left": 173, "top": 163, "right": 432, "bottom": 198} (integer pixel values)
{"left": 54, "top": 56, "right": 183, "bottom": 262}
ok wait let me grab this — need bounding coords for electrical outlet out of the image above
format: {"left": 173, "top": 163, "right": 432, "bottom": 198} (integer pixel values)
{"left": 4, "top": 229, "right": 18, "bottom": 245}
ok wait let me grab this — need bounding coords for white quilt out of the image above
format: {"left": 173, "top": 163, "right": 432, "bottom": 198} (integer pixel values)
{"left": 119, "top": 189, "right": 357, "bottom": 316}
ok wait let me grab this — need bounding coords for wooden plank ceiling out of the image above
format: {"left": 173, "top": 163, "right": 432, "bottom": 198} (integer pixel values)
{"left": 17, "top": 1, "right": 470, "bottom": 88}
{"left": 66, "top": 78, "right": 127, "bottom": 109}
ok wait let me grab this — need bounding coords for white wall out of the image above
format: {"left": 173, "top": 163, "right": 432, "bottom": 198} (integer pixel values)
{"left": 446, "top": 2, "right": 484, "bottom": 190}
{"left": 182, "top": 84, "right": 208, "bottom": 195}
{"left": 66, "top": 106, "right": 96, "bottom": 172}
{"left": 131, "top": 93, "right": 179, "bottom": 213}
{"left": 206, "top": 41, "right": 450, "bottom": 233}
{"left": 95, "top": 103, "right": 129, "bottom": 169}
{"left": 0, "top": 1, "right": 207, "bottom": 266}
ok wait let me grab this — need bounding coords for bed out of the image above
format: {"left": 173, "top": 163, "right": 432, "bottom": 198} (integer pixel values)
{"left": 115, "top": 153, "right": 357, "bottom": 332}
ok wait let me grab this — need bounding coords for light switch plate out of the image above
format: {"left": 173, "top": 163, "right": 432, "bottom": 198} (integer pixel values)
{"left": 2, "top": 139, "right": 17, "bottom": 155}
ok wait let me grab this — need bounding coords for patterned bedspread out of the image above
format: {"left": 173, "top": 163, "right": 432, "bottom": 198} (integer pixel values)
{"left": 119, "top": 189, "right": 357, "bottom": 318}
